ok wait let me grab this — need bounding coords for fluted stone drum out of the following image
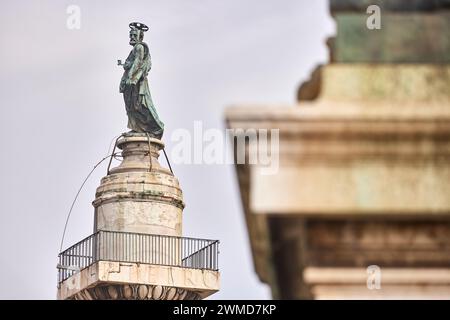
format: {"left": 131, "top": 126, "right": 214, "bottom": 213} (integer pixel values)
{"left": 92, "top": 133, "right": 184, "bottom": 265}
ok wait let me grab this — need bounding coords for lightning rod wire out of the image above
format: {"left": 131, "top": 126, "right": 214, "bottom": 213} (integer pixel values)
{"left": 58, "top": 153, "right": 118, "bottom": 253}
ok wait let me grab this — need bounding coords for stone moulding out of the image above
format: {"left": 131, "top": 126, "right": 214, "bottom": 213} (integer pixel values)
{"left": 226, "top": 104, "right": 450, "bottom": 215}
{"left": 58, "top": 261, "right": 220, "bottom": 300}
{"left": 297, "top": 65, "right": 450, "bottom": 103}
{"left": 304, "top": 267, "right": 450, "bottom": 299}
{"left": 72, "top": 284, "right": 201, "bottom": 300}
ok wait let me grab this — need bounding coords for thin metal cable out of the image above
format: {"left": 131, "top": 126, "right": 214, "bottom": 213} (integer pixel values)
{"left": 59, "top": 153, "right": 118, "bottom": 253}
{"left": 107, "top": 134, "right": 121, "bottom": 155}
{"left": 58, "top": 134, "right": 174, "bottom": 253}
{"left": 107, "top": 134, "right": 123, "bottom": 175}
{"left": 146, "top": 132, "right": 153, "bottom": 172}
{"left": 163, "top": 148, "right": 174, "bottom": 175}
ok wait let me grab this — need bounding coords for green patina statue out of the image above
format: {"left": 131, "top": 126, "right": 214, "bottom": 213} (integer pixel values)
{"left": 119, "top": 22, "right": 164, "bottom": 138}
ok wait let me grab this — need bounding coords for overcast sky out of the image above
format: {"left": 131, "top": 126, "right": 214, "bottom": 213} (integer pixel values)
{"left": 0, "top": 0, "right": 334, "bottom": 299}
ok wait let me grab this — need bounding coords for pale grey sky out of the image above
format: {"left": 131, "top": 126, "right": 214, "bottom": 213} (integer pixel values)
{"left": 0, "top": 0, "right": 334, "bottom": 299}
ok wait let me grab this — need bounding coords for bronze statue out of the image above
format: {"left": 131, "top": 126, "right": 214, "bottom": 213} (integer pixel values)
{"left": 119, "top": 22, "right": 164, "bottom": 138}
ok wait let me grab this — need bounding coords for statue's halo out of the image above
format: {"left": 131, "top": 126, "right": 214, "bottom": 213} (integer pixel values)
{"left": 129, "top": 22, "right": 149, "bottom": 32}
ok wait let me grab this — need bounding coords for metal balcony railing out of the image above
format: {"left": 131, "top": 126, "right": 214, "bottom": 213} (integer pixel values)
{"left": 57, "top": 230, "right": 219, "bottom": 284}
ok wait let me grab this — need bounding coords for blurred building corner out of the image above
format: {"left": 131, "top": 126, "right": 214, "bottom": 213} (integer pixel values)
{"left": 225, "top": 0, "right": 450, "bottom": 299}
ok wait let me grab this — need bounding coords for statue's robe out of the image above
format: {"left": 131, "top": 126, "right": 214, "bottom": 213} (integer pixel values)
{"left": 120, "top": 42, "right": 164, "bottom": 138}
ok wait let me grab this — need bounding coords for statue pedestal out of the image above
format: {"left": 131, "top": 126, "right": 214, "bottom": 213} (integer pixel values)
{"left": 93, "top": 133, "right": 184, "bottom": 237}
{"left": 57, "top": 132, "right": 220, "bottom": 300}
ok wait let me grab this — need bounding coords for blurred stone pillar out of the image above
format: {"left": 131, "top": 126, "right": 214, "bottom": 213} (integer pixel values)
{"left": 225, "top": 0, "right": 450, "bottom": 299}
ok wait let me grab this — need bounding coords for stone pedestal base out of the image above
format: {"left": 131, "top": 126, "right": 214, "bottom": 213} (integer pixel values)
{"left": 57, "top": 261, "right": 220, "bottom": 300}
{"left": 93, "top": 133, "right": 184, "bottom": 237}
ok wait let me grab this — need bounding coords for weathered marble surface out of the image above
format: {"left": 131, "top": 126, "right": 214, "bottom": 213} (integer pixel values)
{"left": 226, "top": 104, "right": 450, "bottom": 216}
{"left": 330, "top": 13, "right": 450, "bottom": 63}
{"left": 297, "top": 64, "right": 450, "bottom": 103}
{"left": 225, "top": 95, "right": 450, "bottom": 298}
{"left": 304, "top": 268, "right": 450, "bottom": 299}
{"left": 93, "top": 134, "right": 184, "bottom": 237}
{"left": 72, "top": 284, "right": 201, "bottom": 300}
{"left": 266, "top": 217, "right": 450, "bottom": 299}
{"left": 330, "top": 0, "right": 450, "bottom": 13}
{"left": 225, "top": 0, "right": 450, "bottom": 300}
{"left": 58, "top": 262, "right": 220, "bottom": 300}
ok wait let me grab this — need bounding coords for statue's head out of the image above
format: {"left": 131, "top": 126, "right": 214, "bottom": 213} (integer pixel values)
{"left": 129, "top": 22, "right": 149, "bottom": 46}
{"left": 129, "top": 29, "right": 142, "bottom": 45}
